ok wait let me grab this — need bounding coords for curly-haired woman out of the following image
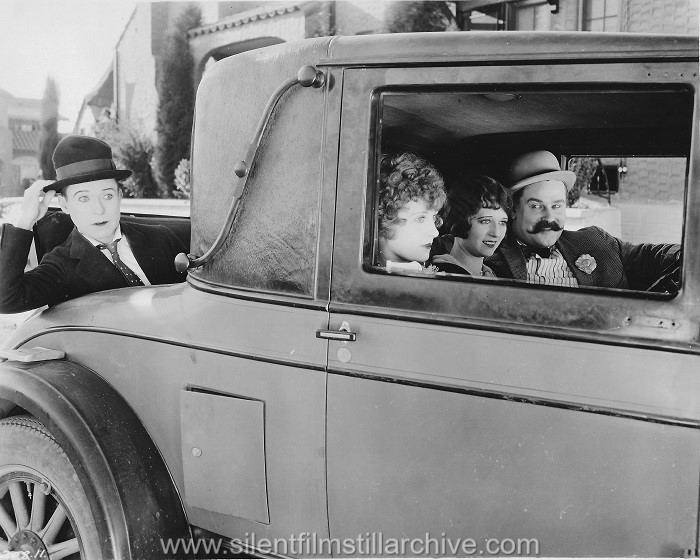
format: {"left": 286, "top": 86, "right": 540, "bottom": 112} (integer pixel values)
{"left": 430, "top": 175, "right": 512, "bottom": 276}
{"left": 376, "top": 153, "right": 447, "bottom": 272}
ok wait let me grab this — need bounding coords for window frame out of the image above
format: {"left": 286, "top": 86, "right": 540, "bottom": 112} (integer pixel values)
{"left": 368, "top": 87, "right": 691, "bottom": 297}
{"left": 330, "top": 61, "right": 699, "bottom": 351}
{"left": 582, "top": 0, "right": 620, "bottom": 32}
{"left": 511, "top": 0, "right": 552, "bottom": 31}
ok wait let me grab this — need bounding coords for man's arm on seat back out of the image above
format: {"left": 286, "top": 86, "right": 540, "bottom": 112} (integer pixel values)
{"left": 0, "top": 224, "right": 69, "bottom": 313}
{"left": 619, "top": 237, "right": 681, "bottom": 291}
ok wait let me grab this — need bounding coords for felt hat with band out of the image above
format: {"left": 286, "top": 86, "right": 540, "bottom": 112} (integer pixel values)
{"left": 43, "top": 135, "right": 132, "bottom": 192}
{"left": 506, "top": 150, "right": 576, "bottom": 193}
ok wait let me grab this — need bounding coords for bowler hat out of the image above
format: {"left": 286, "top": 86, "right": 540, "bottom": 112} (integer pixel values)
{"left": 43, "top": 135, "right": 132, "bottom": 192}
{"left": 506, "top": 150, "right": 576, "bottom": 193}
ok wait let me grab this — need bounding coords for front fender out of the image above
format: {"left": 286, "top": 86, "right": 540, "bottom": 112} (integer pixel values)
{"left": 0, "top": 359, "right": 190, "bottom": 559}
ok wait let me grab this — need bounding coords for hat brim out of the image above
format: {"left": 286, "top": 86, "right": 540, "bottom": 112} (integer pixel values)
{"left": 509, "top": 170, "right": 576, "bottom": 193}
{"left": 43, "top": 169, "right": 132, "bottom": 192}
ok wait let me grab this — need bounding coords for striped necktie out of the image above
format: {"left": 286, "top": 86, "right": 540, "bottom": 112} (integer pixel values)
{"left": 97, "top": 239, "right": 144, "bottom": 286}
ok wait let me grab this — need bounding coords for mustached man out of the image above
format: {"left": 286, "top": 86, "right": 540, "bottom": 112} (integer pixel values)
{"left": 485, "top": 150, "right": 680, "bottom": 290}
{"left": 0, "top": 135, "right": 186, "bottom": 314}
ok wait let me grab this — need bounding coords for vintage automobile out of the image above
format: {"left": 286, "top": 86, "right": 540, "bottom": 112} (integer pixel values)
{"left": 0, "top": 32, "right": 698, "bottom": 558}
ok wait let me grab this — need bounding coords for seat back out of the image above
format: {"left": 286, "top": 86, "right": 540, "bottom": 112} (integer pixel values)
{"left": 34, "top": 210, "right": 191, "bottom": 262}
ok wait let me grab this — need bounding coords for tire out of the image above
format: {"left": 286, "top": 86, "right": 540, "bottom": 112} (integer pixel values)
{"left": 0, "top": 415, "right": 103, "bottom": 559}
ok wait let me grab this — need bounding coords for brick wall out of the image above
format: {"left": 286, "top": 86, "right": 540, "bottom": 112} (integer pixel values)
{"left": 116, "top": 3, "right": 158, "bottom": 137}
{"left": 615, "top": 201, "right": 684, "bottom": 243}
{"left": 616, "top": 157, "right": 686, "bottom": 203}
{"left": 623, "top": 0, "right": 699, "bottom": 34}
{"left": 526, "top": 0, "right": 699, "bottom": 34}
{"left": 603, "top": 157, "right": 686, "bottom": 243}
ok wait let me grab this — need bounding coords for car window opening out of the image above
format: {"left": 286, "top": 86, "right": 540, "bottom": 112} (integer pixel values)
{"left": 368, "top": 88, "right": 692, "bottom": 297}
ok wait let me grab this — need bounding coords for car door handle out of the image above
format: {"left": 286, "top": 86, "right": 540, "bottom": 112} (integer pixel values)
{"left": 316, "top": 329, "right": 357, "bottom": 342}
{"left": 316, "top": 320, "right": 357, "bottom": 342}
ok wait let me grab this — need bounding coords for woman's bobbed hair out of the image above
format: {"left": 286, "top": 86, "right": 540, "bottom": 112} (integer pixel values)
{"left": 445, "top": 175, "right": 512, "bottom": 239}
{"left": 378, "top": 153, "right": 447, "bottom": 240}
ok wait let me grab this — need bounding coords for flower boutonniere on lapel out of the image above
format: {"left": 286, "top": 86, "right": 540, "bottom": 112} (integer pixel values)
{"left": 575, "top": 254, "right": 597, "bottom": 274}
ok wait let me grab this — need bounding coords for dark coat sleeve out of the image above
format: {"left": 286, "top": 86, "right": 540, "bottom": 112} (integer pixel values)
{"left": 0, "top": 224, "right": 71, "bottom": 313}
{"left": 617, "top": 235, "right": 680, "bottom": 291}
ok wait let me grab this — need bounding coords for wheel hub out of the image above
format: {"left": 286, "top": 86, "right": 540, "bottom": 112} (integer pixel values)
{"left": 8, "top": 529, "right": 49, "bottom": 557}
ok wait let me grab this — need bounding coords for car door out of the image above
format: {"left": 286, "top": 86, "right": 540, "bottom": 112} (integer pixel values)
{"left": 325, "top": 55, "right": 700, "bottom": 556}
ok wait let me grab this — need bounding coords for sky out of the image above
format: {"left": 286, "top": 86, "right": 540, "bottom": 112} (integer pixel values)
{"left": 0, "top": 0, "right": 139, "bottom": 132}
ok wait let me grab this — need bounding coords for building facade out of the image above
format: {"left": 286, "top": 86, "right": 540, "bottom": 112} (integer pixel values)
{"left": 78, "top": 0, "right": 698, "bottom": 137}
{"left": 75, "top": 2, "right": 198, "bottom": 136}
{"left": 457, "top": 0, "right": 698, "bottom": 34}
{"left": 76, "top": 1, "right": 391, "bottom": 137}
{"left": 73, "top": 0, "right": 697, "bottom": 208}
{"left": 0, "top": 89, "right": 43, "bottom": 198}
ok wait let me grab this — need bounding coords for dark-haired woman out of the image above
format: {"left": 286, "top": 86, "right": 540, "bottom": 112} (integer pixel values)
{"left": 376, "top": 152, "right": 447, "bottom": 272}
{"left": 431, "top": 175, "right": 512, "bottom": 276}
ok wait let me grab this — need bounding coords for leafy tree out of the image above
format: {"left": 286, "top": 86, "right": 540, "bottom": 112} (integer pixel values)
{"left": 38, "top": 77, "right": 60, "bottom": 180}
{"left": 384, "top": 1, "right": 457, "bottom": 33}
{"left": 155, "top": 4, "right": 202, "bottom": 197}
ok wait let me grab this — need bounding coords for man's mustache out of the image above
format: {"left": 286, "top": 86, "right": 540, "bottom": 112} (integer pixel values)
{"left": 528, "top": 220, "right": 563, "bottom": 234}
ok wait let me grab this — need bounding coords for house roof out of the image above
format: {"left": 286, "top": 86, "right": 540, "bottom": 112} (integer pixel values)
{"left": 188, "top": 2, "right": 302, "bottom": 37}
{"left": 13, "top": 129, "right": 40, "bottom": 152}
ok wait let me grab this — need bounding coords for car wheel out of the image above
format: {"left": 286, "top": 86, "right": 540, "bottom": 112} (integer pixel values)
{"left": 0, "top": 415, "right": 102, "bottom": 559}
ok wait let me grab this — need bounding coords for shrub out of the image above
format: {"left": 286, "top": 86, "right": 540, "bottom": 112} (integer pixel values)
{"left": 118, "top": 129, "right": 162, "bottom": 198}
{"left": 173, "top": 158, "right": 191, "bottom": 199}
{"left": 95, "top": 122, "right": 161, "bottom": 198}
{"left": 567, "top": 157, "right": 600, "bottom": 206}
{"left": 384, "top": 1, "right": 457, "bottom": 33}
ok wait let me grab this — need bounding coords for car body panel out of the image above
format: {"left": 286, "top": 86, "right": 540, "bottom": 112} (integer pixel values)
{"left": 6, "top": 284, "right": 330, "bottom": 541}
{"left": 190, "top": 37, "right": 333, "bottom": 299}
{"left": 327, "top": 373, "right": 698, "bottom": 557}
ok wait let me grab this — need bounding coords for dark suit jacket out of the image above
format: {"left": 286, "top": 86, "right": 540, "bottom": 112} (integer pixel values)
{"left": 0, "top": 221, "right": 187, "bottom": 313}
{"left": 485, "top": 226, "right": 679, "bottom": 290}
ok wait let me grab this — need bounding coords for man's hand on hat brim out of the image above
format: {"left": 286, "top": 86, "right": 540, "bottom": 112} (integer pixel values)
{"left": 15, "top": 180, "right": 57, "bottom": 231}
